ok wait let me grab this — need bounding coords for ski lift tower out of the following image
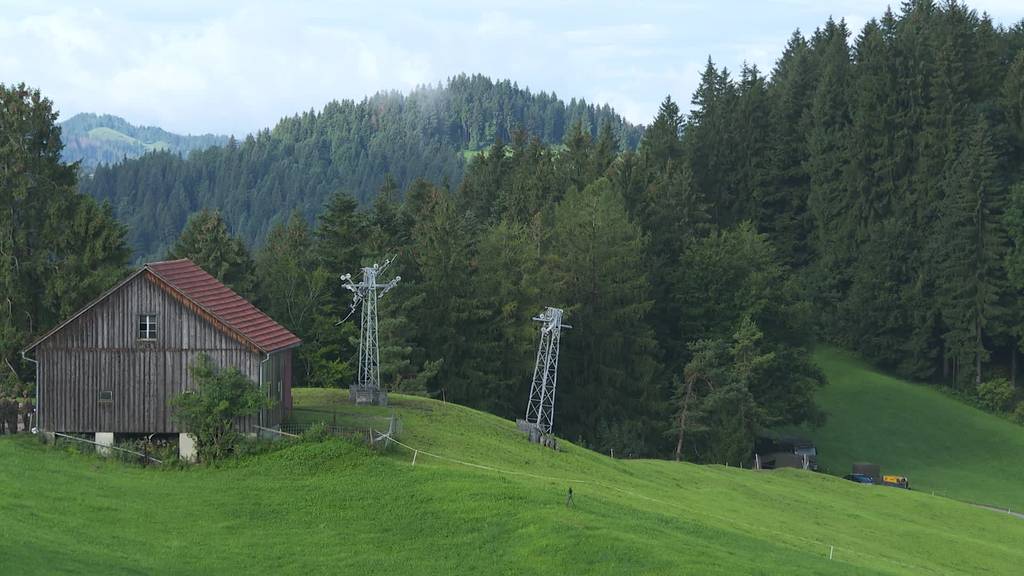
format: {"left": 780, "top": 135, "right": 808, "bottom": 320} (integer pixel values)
{"left": 522, "top": 307, "right": 571, "bottom": 437}
{"left": 339, "top": 258, "right": 400, "bottom": 406}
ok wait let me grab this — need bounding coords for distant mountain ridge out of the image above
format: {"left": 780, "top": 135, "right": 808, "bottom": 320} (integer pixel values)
{"left": 60, "top": 113, "right": 229, "bottom": 171}
{"left": 79, "top": 74, "right": 646, "bottom": 260}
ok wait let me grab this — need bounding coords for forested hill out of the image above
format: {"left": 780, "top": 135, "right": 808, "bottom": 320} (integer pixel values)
{"left": 79, "top": 74, "right": 645, "bottom": 260}
{"left": 10, "top": 0, "right": 1024, "bottom": 460}
{"left": 60, "top": 113, "right": 228, "bottom": 172}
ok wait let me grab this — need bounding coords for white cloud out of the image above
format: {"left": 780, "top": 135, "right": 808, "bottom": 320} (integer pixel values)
{"left": 475, "top": 11, "right": 536, "bottom": 39}
{"left": 564, "top": 24, "right": 664, "bottom": 45}
{"left": 0, "top": 0, "right": 1021, "bottom": 135}
{"left": 0, "top": 2, "right": 439, "bottom": 134}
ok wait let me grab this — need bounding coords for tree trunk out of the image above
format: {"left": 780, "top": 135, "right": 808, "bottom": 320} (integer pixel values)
{"left": 674, "top": 375, "right": 694, "bottom": 462}
{"left": 975, "top": 317, "right": 983, "bottom": 387}
{"left": 1012, "top": 345, "right": 1017, "bottom": 389}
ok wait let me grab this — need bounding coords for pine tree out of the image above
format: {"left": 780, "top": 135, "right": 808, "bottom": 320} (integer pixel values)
{"left": 673, "top": 225, "right": 823, "bottom": 461}
{"left": 675, "top": 318, "right": 767, "bottom": 464}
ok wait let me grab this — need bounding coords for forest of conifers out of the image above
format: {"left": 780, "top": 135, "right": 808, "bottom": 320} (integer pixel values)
{"left": 80, "top": 74, "right": 644, "bottom": 261}
{"left": 4, "top": 0, "right": 1024, "bottom": 460}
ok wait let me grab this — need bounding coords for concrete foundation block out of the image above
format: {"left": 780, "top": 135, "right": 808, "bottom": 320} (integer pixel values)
{"left": 95, "top": 432, "right": 114, "bottom": 456}
{"left": 179, "top": 432, "right": 197, "bottom": 463}
{"left": 349, "top": 385, "right": 388, "bottom": 406}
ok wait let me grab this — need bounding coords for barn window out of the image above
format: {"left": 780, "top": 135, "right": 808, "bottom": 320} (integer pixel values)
{"left": 98, "top": 390, "right": 113, "bottom": 403}
{"left": 138, "top": 314, "right": 157, "bottom": 340}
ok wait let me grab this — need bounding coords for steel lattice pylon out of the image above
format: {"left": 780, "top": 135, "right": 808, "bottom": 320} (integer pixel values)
{"left": 524, "top": 307, "right": 570, "bottom": 434}
{"left": 340, "top": 258, "right": 400, "bottom": 406}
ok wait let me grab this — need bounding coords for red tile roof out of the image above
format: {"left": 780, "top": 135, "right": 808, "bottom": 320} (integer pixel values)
{"left": 147, "top": 259, "right": 301, "bottom": 353}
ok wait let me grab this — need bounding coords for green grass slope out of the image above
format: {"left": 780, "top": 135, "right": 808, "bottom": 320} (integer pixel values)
{"left": 86, "top": 127, "right": 171, "bottom": 151}
{"left": 791, "top": 348, "right": 1024, "bottom": 511}
{"left": 87, "top": 126, "right": 141, "bottom": 144}
{"left": 1, "top": 389, "right": 1022, "bottom": 575}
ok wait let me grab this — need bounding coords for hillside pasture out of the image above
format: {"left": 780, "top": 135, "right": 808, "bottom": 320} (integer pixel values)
{"left": 0, "top": 388, "right": 1021, "bottom": 574}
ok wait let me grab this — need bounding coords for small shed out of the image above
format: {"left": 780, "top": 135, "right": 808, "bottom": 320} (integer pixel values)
{"left": 23, "top": 259, "right": 301, "bottom": 455}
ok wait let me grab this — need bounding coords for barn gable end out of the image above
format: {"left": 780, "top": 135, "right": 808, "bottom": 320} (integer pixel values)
{"left": 35, "top": 272, "right": 260, "bottom": 433}
{"left": 25, "top": 260, "right": 299, "bottom": 435}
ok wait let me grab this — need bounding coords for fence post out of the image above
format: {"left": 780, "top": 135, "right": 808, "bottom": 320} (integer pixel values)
{"left": 387, "top": 416, "right": 395, "bottom": 450}
{"left": 412, "top": 450, "right": 418, "bottom": 466}
{"left": 829, "top": 545, "right": 834, "bottom": 560}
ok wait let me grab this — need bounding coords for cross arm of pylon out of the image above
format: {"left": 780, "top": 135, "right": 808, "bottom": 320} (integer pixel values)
{"left": 377, "top": 255, "right": 396, "bottom": 275}
{"left": 378, "top": 275, "right": 401, "bottom": 296}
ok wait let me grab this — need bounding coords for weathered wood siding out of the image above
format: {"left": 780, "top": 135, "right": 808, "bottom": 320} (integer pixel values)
{"left": 36, "top": 271, "right": 275, "bottom": 434}
{"left": 262, "top": 350, "right": 289, "bottom": 429}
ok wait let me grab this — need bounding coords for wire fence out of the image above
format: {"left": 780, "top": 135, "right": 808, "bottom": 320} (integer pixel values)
{"left": 378, "top": 430, "right": 933, "bottom": 574}
{"left": 51, "top": 432, "right": 165, "bottom": 465}
{"left": 266, "top": 413, "right": 403, "bottom": 450}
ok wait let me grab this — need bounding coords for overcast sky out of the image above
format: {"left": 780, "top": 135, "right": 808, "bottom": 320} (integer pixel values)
{"left": 2, "top": 1, "right": 1022, "bottom": 136}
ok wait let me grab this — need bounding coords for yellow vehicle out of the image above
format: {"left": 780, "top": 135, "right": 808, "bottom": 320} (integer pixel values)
{"left": 882, "top": 475, "right": 910, "bottom": 489}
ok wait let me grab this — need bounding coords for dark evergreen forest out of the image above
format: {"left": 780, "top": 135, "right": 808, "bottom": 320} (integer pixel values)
{"left": 7, "top": 0, "right": 1024, "bottom": 460}
{"left": 79, "top": 74, "right": 644, "bottom": 261}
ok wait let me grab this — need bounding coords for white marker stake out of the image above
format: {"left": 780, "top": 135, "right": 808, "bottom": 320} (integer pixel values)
{"left": 412, "top": 450, "right": 418, "bottom": 466}
{"left": 829, "top": 545, "right": 834, "bottom": 560}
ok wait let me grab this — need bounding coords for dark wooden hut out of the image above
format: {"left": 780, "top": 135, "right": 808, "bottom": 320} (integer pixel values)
{"left": 22, "top": 259, "right": 300, "bottom": 456}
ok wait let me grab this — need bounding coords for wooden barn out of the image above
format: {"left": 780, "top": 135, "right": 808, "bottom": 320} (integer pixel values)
{"left": 22, "top": 259, "right": 301, "bottom": 458}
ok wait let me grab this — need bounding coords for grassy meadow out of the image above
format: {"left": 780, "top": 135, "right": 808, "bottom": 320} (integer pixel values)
{"left": 788, "top": 348, "right": 1024, "bottom": 511}
{"left": 0, "top": 386, "right": 1022, "bottom": 574}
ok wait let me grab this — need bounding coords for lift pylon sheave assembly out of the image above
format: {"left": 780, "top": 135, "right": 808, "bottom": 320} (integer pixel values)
{"left": 339, "top": 257, "right": 400, "bottom": 406}
{"left": 523, "top": 307, "right": 570, "bottom": 437}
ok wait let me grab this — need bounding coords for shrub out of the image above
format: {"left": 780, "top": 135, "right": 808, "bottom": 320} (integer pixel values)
{"left": 171, "top": 354, "right": 273, "bottom": 463}
{"left": 977, "top": 378, "right": 1015, "bottom": 412}
{"left": 233, "top": 437, "right": 278, "bottom": 458}
{"left": 301, "top": 421, "right": 331, "bottom": 443}
{"left": 1013, "top": 402, "right": 1024, "bottom": 425}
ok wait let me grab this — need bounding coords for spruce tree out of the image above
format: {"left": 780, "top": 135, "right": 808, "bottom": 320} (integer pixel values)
{"left": 408, "top": 186, "right": 486, "bottom": 405}
{"left": 639, "top": 96, "right": 682, "bottom": 169}
{"left": 764, "top": 30, "right": 815, "bottom": 267}
{"left": 804, "top": 18, "right": 854, "bottom": 338}
{"left": 166, "top": 209, "right": 256, "bottom": 297}
{"left": 545, "top": 178, "right": 661, "bottom": 454}
{"left": 471, "top": 220, "right": 542, "bottom": 416}
{"left": 934, "top": 119, "right": 1009, "bottom": 386}
{"left": 731, "top": 64, "right": 773, "bottom": 223}
{"left": 0, "top": 83, "right": 129, "bottom": 380}
{"left": 256, "top": 214, "right": 331, "bottom": 385}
